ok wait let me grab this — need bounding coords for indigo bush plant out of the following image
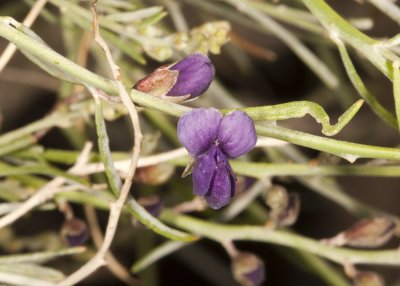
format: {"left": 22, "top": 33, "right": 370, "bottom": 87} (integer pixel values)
{"left": 1, "top": 0, "right": 400, "bottom": 285}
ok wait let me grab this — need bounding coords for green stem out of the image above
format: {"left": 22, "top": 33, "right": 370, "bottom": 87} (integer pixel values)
{"left": 91, "top": 89, "right": 196, "bottom": 242}
{"left": 393, "top": 61, "right": 400, "bottom": 132}
{"left": 0, "top": 247, "right": 85, "bottom": 264}
{"left": 0, "top": 136, "right": 36, "bottom": 157}
{"left": 279, "top": 249, "right": 350, "bottom": 286}
{"left": 256, "top": 124, "right": 400, "bottom": 161}
{"left": 0, "top": 162, "right": 88, "bottom": 186}
{"left": 131, "top": 241, "right": 188, "bottom": 273}
{"left": 335, "top": 38, "right": 397, "bottom": 128}
{"left": 0, "top": 17, "right": 117, "bottom": 94}
{"left": 2, "top": 16, "right": 400, "bottom": 162}
{"left": 231, "top": 161, "right": 400, "bottom": 178}
{"left": 302, "top": 0, "right": 396, "bottom": 80}
{"left": 366, "top": 0, "right": 400, "bottom": 27}
{"left": 0, "top": 111, "right": 82, "bottom": 147}
{"left": 227, "top": 99, "right": 364, "bottom": 136}
{"left": 248, "top": 1, "right": 325, "bottom": 35}
{"left": 161, "top": 210, "right": 400, "bottom": 266}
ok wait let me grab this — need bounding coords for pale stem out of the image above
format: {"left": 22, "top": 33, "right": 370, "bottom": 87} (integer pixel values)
{"left": 0, "top": 0, "right": 48, "bottom": 72}
{"left": 71, "top": 138, "right": 287, "bottom": 177}
{"left": 56, "top": 4, "right": 143, "bottom": 285}
{"left": 84, "top": 206, "right": 138, "bottom": 286}
{"left": 0, "top": 142, "right": 93, "bottom": 230}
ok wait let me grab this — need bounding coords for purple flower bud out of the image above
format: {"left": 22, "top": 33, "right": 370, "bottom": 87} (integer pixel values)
{"left": 231, "top": 252, "right": 265, "bottom": 286}
{"left": 133, "top": 53, "right": 215, "bottom": 102}
{"left": 177, "top": 108, "right": 257, "bottom": 209}
{"left": 167, "top": 53, "right": 215, "bottom": 99}
{"left": 60, "top": 218, "right": 89, "bottom": 246}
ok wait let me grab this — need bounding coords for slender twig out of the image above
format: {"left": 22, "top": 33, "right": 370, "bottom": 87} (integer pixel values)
{"left": 366, "top": 0, "right": 400, "bottom": 26}
{"left": 0, "top": 0, "right": 48, "bottom": 72}
{"left": 162, "top": 0, "right": 188, "bottom": 32}
{"left": 221, "top": 240, "right": 239, "bottom": 258}
{"left": 84, "top": 206, "right": 138, "bottom": 286}
{"left": 219, "top": 178, "right": 271, "bottom": 222}
{"left": 70, "top": 138, "right": 287, "bottom": 177}
{"left": 161, "top": 211, "right": 400, "bottom": 266}
{"left": 57, "top": 3, "right": 143, "bottom": 285}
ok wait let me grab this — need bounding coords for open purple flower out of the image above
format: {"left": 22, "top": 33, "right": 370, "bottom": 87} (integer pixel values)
{"left": 178, "top": 108, "right": 257, "bottom": 209}
{"left": 134, "top": 53, "right": 215, "bottom": 102}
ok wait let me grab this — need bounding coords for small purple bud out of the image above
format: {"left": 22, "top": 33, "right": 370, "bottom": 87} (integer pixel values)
{"left": 231, "top": 252, "right": 265, "bottom": 286}
{"left": 167, "top": 53, "right": 215, "bottom": 99}
{"left": 61, "top": 218, "right": 89, "bottom": 246}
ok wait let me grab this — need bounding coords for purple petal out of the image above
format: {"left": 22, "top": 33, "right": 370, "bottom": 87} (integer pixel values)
{"left": 192, "top": 146, "right": 217, "bottom": 196}
{"left": 218, "top": 111, "right": 257, "bottom": 158}
{"left": 167, "top": 53, "right": 215, "bottom": 98}
{"left": 177, "top": 108, "right": 222, "bottom": 156}
{"left": 204, "top": 149, "right": 234, "bottom": 209}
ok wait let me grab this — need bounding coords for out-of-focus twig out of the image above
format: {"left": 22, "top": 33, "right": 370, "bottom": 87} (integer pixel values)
{"left": 0, "top": 142, "right": 93, "bottom": 230}
{"left": 57, "top": 3, "right": 143, "bottom": 285}
{"left": 0, "top": 0, "right": 48, "bottom": 72}
{"left": 84, "top": 206, "right": 138, "bottom": 286}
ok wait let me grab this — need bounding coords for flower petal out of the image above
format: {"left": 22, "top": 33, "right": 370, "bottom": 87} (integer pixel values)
{"left": 218, "top": 111, "right": 257, "bottom": 158}
{"left": 167, "top": 53, "right": 215, "bottom": 98}
{"left": 177, "top": 108, "right": 222, "bottom": 156}
{"left": 204, "top": 149, "right": 234, "bottom": 209}
{"left": 192, "top": 146, "right": 217, "bottom": 196}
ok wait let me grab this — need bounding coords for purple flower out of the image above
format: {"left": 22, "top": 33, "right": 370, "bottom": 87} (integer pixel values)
{"left": 134, "top": 53, "right": 215, "bottom": 102}
{"left": 178, "top": 108, "right": 257, "bottom": 209}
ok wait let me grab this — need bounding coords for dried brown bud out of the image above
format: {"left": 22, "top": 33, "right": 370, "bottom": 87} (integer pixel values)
{"left": 323, "top": 217, "right": 396, "bottom": 248}
{"left": 61, "top": 218, "right": 89, "bottom": 246}
{"left": 353, "top": 271, "right": 385, "bottom": 286}
{"left": 231, "top": 252, "right": 265, "bottom": 286}
{"left": 266, "top": 185, "right": 300, "bottom": 228}
{"left": 134, "top": 67, "right": 179, "bottom": 98}
{"left": 135, "top": 163, "right": 175, "bottom": 185}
